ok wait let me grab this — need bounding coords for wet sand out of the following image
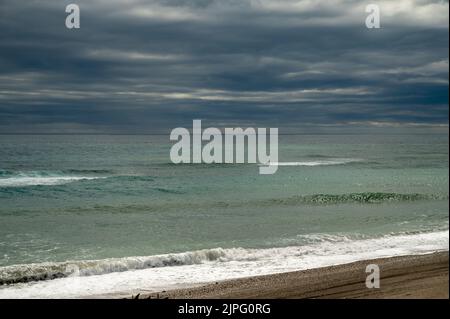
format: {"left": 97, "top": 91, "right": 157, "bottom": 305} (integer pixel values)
{"left": 136, "top": 252, "right": 448, "bottom": 299}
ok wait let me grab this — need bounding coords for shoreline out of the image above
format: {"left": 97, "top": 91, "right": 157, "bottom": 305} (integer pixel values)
{"left": 134, "top": 251, "right": 449, "bottom": 299}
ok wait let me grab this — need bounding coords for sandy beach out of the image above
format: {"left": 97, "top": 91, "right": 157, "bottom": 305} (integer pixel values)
{"left": 135, "top": 252, "right": 449, "bottom": 299}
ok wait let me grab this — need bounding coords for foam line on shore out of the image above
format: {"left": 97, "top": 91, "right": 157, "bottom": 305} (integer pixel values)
{"left": 0, "top": 230, "right": 448, "bottom": 298}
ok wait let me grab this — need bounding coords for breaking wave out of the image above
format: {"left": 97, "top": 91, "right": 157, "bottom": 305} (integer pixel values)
{"left": 0, "top": 230, "right": 447, "bottom": 286}
{"left": 0, "top": 170, "right": 109, "bottom": 187}
{"left": 0, "top": 248, "right": 228, "bottom": 285}
{"left": 266, "top": 158, "right": 363, "bottom": 166}
{"left": 262, "top": 192, "right": 446, "bottom": 205}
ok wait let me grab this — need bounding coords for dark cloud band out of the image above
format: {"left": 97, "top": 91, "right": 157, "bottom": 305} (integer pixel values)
{"left": 0, "top": 0, "right": 448, "bottom": 133}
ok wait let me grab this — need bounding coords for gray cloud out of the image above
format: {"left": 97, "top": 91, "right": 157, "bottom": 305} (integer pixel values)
{"left": 0, "top": 0, "right": 448, "bottom": 133}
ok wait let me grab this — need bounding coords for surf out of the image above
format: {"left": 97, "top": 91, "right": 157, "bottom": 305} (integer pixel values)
{"left": 0, "top": 230, "right": 447, "bottom": 298}
{"left": 0, "top": 170, "right": 108, "bottom": 187}
{"left": 266, "top": 158, "right": 363, "bottom": 166}
{"left": 1, "top": 230, "right": 447, "bottom": 287}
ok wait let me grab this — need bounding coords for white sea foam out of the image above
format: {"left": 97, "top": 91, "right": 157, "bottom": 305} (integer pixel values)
{"left": 266, "top": 158, "right": 362, "bottom": 166}
{"left": 0, "top": 230, "right": 447, "bottom": 298}
{"left": 0, "top": 175, "right": 102, "bottom": 187}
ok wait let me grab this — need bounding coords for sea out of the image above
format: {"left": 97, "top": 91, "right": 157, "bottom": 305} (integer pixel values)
{"left": 0, "top": 133, "right": 448, "bottom": 298}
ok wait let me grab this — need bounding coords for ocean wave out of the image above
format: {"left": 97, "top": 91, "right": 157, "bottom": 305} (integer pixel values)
{"left": 5, "top": 192, "right": 439, "bottom": 214}
{"left": 265, "top": 158, "right": 363, "bottom": 166}
{"left": 0, "top": 176, "right": 102, "bottom": 187}
{"left": 1, "top": 230, "right": 448, "bottom": 286}
{"left": 263, "top": 192, "right": 446, "bottom": 205}
{"left": 0, "top": 248, "right": 228, "bottom": 285}
{"left": 0, "top": 170, "right": 108, "bottom": 187}
{"left": 63, "top": 169, "right": 113, "bottom": 175}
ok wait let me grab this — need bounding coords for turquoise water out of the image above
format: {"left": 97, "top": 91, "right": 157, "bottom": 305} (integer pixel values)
{"left": 0, "top": 134, "right": 448, "bottom": 277}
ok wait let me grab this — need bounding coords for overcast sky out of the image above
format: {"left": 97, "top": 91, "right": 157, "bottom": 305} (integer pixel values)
{"left": 0, "top": 0, "right": 448, "bottom": 133}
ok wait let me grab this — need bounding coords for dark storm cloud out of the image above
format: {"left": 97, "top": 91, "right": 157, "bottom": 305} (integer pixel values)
{"left": 0, "top": 0, "right": 448, "bottom": 133}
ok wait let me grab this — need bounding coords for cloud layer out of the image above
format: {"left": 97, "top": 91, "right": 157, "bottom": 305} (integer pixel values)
{"left": 0, "top": 0, "right": 448, "bottom": 133}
